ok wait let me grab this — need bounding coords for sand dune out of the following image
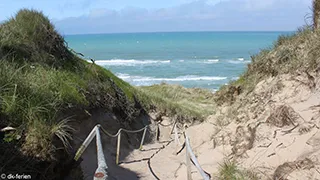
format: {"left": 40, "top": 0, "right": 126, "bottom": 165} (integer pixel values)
{"left": 120, "top": 72, "right": 320, "bottom": 179}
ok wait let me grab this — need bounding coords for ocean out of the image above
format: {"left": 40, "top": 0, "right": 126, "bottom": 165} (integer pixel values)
{"left": 65, "top": 31, "right": 290, "bottom": 91}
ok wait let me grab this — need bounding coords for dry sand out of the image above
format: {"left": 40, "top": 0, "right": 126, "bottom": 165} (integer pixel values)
{"left": 120, "top": 72, "right": 320, "bottom": 179}
{"left": 76, "top": 72, "right": 320, "bottom": 179}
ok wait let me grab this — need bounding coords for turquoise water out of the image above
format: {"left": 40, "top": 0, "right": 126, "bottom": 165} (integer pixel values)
{"left": 65, "top": 32, "right": 290, "bottom": 91}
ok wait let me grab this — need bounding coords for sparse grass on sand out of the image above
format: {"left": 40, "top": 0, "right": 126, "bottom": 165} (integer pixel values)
{"left": 212, "top": 8, "right": 320, "bottom": 180}
{"left": 214, "top": 25, "right": 320, "bottom": 105}
{"left": 137, "top": 83, "right": 216, "bottom": 123}
{"left": 218, "top": 160, "right": 259, "bottom": 180}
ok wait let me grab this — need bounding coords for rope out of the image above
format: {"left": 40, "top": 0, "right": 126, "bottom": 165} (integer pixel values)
{"left": 190, "top": 158, "right": 212, "bottom": 179}
{"left": 99, "top": 127, "right": 121, "bottom": 138}
{"left": 158, "top": 122, "right": 174, "bottom": 127}
{"left": 122, "top": 126, "right": 148, "bottom": 133}
{"left": 184, "top": 131, "right": 210, "bottom": 180}
{"left": 99, "top": 125, "right": 148, "bottom": 138}
{"left": 75, "top": 122, "right": 210, "bottom": 180}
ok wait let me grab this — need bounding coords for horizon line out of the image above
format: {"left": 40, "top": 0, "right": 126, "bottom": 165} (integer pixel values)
{"left": 63, "top": 30, "right": 295, "bottom": 36}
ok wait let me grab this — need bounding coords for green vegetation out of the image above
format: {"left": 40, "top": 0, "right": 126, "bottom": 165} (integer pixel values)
{"left": 215, "top": 25, "right": 320, "bottom": 105}
{"left": 0, "top": 46, "right": 139, "bottom": 160}
{"left": 137, "top": 83, "right": 216, "bottom": 122}
{"left": 0, "top": 9, "right": 213, "bottom": 179}
{"left": 0, "top": 9, "right": 141, "bottom": 179}
{"left": 218, "top": 160, "right": 259, "bottom": 180}
{"left": 2, "top": 6, "right": 317, "bottom": 180}
{"left": 0, "top": 9, "right": 77, "bottom": 70}
{"left": 215, "top": 0, "right": 320, "bottom": 105}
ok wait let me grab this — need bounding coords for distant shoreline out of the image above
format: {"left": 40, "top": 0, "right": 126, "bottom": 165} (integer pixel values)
{"left": 64, "top": 30, "right": 294, "bottom": 36}
{"left": 64, "top": 31, "right": 285, "bottom": 90}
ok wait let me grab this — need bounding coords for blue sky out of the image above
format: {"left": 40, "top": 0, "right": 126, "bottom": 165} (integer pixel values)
{"left": 0, "top": 0, "right": 313, "bottom": 34}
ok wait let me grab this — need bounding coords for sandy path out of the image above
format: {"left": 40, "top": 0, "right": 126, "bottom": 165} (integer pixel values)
{"left": 121, "top": 73, "right": 320, "bottom": 180}
{"left": 120, "top": 123, "right": 222, "bottom": 180}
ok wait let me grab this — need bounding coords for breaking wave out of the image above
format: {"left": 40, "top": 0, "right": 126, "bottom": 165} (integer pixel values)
{"left": 117, "top": 74, "right": 227, "bottom": 83}
{"left": 94, "top": 59, "right": 171, "bottom": 66}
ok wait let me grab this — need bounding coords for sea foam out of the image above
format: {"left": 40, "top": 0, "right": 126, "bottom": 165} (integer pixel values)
{"left": 203, "top": 59, "right": 219, "bottom": 64}
{"left": 117, "top": 74, "right": 227, "bottom": 82}
{"left": 228, "top": 60, "right": 251, "bottom": 64}
{"left": 95, "top": 59, "right": 171, "bottom": 66}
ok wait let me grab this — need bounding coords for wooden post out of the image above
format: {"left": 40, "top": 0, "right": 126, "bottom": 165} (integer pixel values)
{"left": 174, "top": 124, "right": 180, "bottom": 154}
{"left": 174, "top": 124, "right": 181, "bottom": 145}
{"left": 74, "top": 125, "right": 97, "bottom": 161}
{"left": 186, "top": 136, "right": 192, "bottom": 180}
{"left": 139, "top": 127, "right": 147, "bottom": 150}
{"left": 169, "top": 118, "right": 178, "bottom": 136}
{"left": 155, "top": 123, "right": 159, "bottom": 142}
{"left": 185, "top": 131, "right": 210, "bottom": 180}
{"left": 94, "top": 125, "right": 108, "bottom": 180}
{"left": 116, "top": 130, "right": 121, "bottom": 165}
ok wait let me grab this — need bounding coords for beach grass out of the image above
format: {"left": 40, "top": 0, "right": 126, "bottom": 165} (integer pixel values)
{"left": 214, "top": 25, "right": 320, "bottom": 105}
{"left": 137, "top": 83, "right": 216, "bottom": 123}
{"left": 218, "top": 160, "right": 259, "bottom": 180}
{"left": 0, "top": 9, "right": 142, "bottom": 178}
{"left": 0, "top": 9, "right": 215, "bottom": 178}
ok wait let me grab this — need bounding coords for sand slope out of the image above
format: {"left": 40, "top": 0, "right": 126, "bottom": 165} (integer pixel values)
{"left": 120, "top": 72, "right": 320, "bottom": 179}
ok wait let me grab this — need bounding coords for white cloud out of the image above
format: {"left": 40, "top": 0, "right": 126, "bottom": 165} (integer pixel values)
{"left": 56, "top": 0, "right": 313, "bottom": 34}
{"left": 244, "top": 0, "right": 276, "bottom": 10}
{"left": 88, "top": 8, "right": 117, "bottom": 18}
{"left": 206, "top": 0, "right": 229, "bottom": 6}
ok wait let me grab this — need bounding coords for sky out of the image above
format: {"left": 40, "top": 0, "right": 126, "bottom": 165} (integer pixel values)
{"left": 0, "top": 0, "right": 313, "bottom": 34}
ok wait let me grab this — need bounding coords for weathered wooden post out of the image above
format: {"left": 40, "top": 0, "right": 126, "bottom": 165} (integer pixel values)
{"left": 116, "top": 130, "right": 122, "bottom": 165}
{"left": 94, "top": 125, "right": 108, "bottom": 180}
{"left": 184, "top": 124, "right": 192, "bottom": 180}
{"left": 185, "top": 130, "right": 210, "bottom": 180}
{"left": 185, "top": 136, "right": 192, "bottom": 180}
{"left": 155, "top": 123, "right": 159, "bottom": 142}
{"left": 169, "top": 118, "right": 178, "bottom": 136}
{"left": 74, "top": 125, "right": 97, "bottom": 161}
{"left": 139, "top": 127, "right": 147, "bottom": 150}
{"left": 174, "top": 124, "right": 181, "bottom": 154}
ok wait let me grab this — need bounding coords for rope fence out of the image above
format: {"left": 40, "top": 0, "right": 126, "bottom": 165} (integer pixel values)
{"left": 95, "top": 125, "right": 108, "bottom": 180}
{"left": 185, "top": 131, "right": 210, "bottom": 180}
{"left": 74, "top": 121, "right": 211, "bottom": 180}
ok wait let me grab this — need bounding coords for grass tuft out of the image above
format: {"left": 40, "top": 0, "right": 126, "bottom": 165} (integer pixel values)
{"left": 51, "top": 118, "right": 75, "bottom": 150}
{"left": 218, "top": 160, "right": 259, "bottom": 180}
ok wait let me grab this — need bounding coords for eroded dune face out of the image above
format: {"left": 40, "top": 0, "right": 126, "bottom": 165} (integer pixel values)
{"left": 206, "top": 73, "right": 320, "bottom": 179}
{"left": 118, "top": 73, "right": 320, "bottom": 180}
{"left": 70, "top": 73, "right": 320, "bottom": 180}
